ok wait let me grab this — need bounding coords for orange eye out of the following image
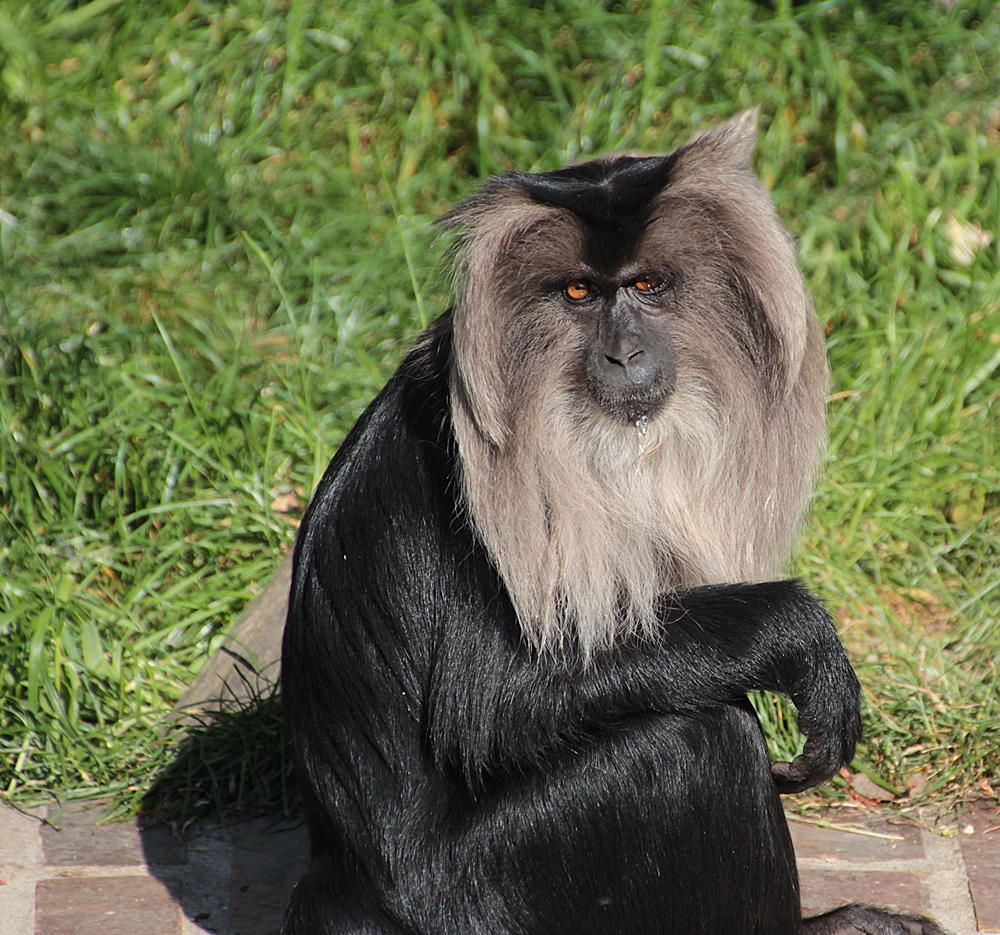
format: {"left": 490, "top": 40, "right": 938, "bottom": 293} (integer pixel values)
{"left": 633, "top": 276, "right": 665, "bottom": 293}
{"left": 564, "top": 280, "right": 592, "bottom": 302}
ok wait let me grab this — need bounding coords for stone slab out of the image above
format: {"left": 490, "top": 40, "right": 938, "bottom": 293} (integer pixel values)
{"left": 799, "top": 868, "right": 931, "bottom": 916}
{"left": 790, "top": 815, "right": 925, "bottom": 862}
{"left": 229, "top": 818, "right": 308, "bottom": 935}
{"left": 959, "top": 809, "right": 1000, "bottom": 933}
{"left": 0, "top": 806, "right": 43, "bottom": 935}
{"left": 42, "top": 806, "right": 184, "bottom": 868}
{"left": 35, "top": 876, "right": 181, "bottom": 935}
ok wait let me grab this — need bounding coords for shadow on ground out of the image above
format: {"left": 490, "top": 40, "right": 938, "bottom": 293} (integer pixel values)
{"left": 145, "top": 679, "right": 297, "bottom": 828}
{"left": 140, "top": 678, "right": 307, "bottom": 935}
{"left": 133, "top": 555, "right": 308, "bottom": 933}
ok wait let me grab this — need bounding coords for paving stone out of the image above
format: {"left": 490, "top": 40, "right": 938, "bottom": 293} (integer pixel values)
{"left": 0, "top": 806, "right": 43, "bottom": 873}
{"left": 789, "top": 814, "right": 925, "bottom": 862}
{"left": 42, "top": 805, "right": 184, "bottom": 868}
{"left": 958, "top": 808, "right": 1000, "bottom": 933}
{"left": 0, "top": 806, "right": 43, "bottom": 935}
{"left": 35, "top": 876, "right": 182, "bottom": 935}
{"left": 228, "top": 818, "right": 309, "bottom": 935}
{"left": 177, "top": 823, "right": 233, "bottom": 935}
{"left": 798, "top": 868, "right": 931, "bottom": 916}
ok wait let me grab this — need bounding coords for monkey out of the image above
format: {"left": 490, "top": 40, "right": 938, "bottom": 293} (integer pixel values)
{"left": 280, "top": 112, "right": 950, "bottom": 935}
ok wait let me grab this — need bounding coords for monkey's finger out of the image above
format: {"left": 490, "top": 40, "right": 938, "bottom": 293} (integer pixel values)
{"left": 771, "top": 752, "right": 837, "bottom": 794}
{"left": 771, "top": 759, "right": 811, "bottom": 794}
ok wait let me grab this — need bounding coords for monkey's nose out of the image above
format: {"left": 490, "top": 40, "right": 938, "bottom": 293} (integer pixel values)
{"left": 602, "top": 343, "right": 657, "bottom": 389}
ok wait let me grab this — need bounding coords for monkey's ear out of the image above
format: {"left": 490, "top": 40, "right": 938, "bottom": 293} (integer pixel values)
{"left": 673, "top": 108, "right": 760, "bottom": 176}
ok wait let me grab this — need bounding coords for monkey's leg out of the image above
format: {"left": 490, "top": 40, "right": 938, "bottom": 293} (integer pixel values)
{"left": 801, "top": 904, "right": 951, "bottom": 935}
{"left": 439, "top": 702, "right": 802, "bottom": 935}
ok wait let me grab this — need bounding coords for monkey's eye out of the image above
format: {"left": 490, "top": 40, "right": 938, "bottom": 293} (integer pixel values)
{"left": 563, "top": 280, "right": 593, "bottom": 302}
{"left": 632, "top": 276, "right": 667, "bottom": 294}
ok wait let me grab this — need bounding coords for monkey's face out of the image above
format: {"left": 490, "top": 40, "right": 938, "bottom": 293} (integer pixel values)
{"left": 560, "top": 270, "right": 678, "bottom": 424}
{"left": 447, "top": 114, "right": 819, "bottom": 451}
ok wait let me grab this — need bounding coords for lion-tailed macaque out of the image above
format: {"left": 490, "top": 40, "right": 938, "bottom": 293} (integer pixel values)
{"left": 281, "top": 112, "right": 949, "bottom": 935}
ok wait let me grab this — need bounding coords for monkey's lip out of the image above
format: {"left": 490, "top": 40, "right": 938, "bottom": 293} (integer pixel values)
{"left": 584, "top": 371, "right": 672, "bottom": 424}
{"left": 593, "top": 391, "right": 669, "bottom": 425}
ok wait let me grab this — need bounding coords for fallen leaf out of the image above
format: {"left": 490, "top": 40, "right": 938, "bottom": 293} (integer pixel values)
{"left": 270, "top": 491, "right": 304, "bottom": 513}
{"left": 848, "top": 772, "right": 896, "bottom": 803}
{"left": 945, "top": 212, "right": 992, "bottom": 266}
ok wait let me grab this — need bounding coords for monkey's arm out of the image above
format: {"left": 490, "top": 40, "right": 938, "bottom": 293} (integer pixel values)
{"left": 658, "top": 581, "right": 862, "bottom": 794}
{"left": 429, "top": 580, "right": 860, "bottom": 796}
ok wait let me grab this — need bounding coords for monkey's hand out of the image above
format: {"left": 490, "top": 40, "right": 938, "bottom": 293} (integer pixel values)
{"left": 770, "top": 608, "right": 862, "bottom": 795}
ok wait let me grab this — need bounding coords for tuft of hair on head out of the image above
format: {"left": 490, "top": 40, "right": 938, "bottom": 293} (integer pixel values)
{"left": 682, "top": 107, "right": 761, "bottom": 171}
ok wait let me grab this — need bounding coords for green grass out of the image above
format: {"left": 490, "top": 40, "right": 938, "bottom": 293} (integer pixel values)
{"left": 1, "top": 0, "right": 998, "bottom": 816}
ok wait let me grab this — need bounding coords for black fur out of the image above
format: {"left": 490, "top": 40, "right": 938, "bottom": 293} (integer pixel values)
{"left": 281, "top": 319, "right": 948, "bottom": 934}
{"left": 514, "top": 155, "right": 677, "bottom": 267}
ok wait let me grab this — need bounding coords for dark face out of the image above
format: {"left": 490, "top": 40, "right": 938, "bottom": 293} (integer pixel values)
{"left": 517, "top": 155, "right": 682, "bottom": 424}
{"left": 559, "top": 270, "right": 678, "bottom": 424}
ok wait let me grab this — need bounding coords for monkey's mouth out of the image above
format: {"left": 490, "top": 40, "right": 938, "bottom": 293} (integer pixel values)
{"left": 586, "top": 383, "right": 672, "bottom": 426}
{"left": 584, "top": 356, "right": 677, "bottom": 426}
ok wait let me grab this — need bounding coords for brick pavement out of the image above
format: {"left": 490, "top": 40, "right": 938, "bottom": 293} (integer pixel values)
{"left": 1, "top": 803, "right": 997, "bottom": 934}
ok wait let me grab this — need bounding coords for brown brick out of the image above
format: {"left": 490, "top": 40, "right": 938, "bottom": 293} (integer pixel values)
{"left": 958, "top": 808, "right": 1000, "bottom": 933}
{"left": 35, "top": 876, "right": 181, "bottom": 935}
{"left": 42, "top": 805, "right": 184, "bottom": 868}
{"left": 229, "top": 818, "right": 309, "bottom": 935}
{"left": 799, "top": 868, "right": 931, "bottom": 917}
{"left": 789, "top": 815, "right": 924, "bottom": 862}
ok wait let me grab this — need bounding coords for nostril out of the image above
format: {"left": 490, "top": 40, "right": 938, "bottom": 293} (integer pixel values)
{"left": 606, "top": 348, "right": 643, "bottom": 367}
